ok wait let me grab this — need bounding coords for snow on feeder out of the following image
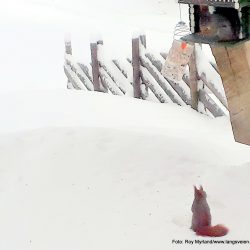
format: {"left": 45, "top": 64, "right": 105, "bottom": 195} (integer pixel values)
{"left": 161, "top": 21, "right": 194, "bottom": 82}
{"left": 178, "top": 0, "right": 250, "bottom": 146}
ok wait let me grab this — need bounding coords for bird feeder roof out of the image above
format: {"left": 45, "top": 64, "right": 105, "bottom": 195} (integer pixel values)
{"left": 178, "top": 0, "right": 250, "bottom": 8}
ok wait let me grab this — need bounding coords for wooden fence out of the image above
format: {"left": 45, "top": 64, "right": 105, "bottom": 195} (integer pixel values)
{"left": 64, "top": 35, "right": 228, "bottom": 118}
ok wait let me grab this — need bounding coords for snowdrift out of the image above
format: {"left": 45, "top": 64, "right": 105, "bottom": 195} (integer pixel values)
{"left": 0, "top": 90, "right": 250, "bottom": 249}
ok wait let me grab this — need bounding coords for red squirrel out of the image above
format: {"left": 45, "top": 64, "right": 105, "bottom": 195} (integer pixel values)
{"left": 199, "top": 6, "right": 240, "bottom": 41}
{"left": 191, "top": 186, "right": 228, "bottom": 237}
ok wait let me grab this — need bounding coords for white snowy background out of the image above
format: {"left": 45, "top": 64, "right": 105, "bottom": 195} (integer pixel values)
{"left": 0, "top": 1, "right": 250, "bottom": 250}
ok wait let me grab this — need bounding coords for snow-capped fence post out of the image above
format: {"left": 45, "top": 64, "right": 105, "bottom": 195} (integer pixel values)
{"left": 90, "top": 42, "right": 102, "bottom": 92}
{"left": 97, "top": 40, "right": 103, "bottom": 46}
{"left": 139, "top": 35, "right": 149, "bottom": 99}
{"left": 65, "top": 36, "right": 72, "bottom": 55}
{"left": 132, "top": 37, "right": 142, "bottom": 98}
{"left": 140, "top": 34, "right": 147, "bottom": 48}
{"left": 189, "top": 44, "right": 199, "bottom": 111}
{"left": 64, "top": 35, "right": 73, "bottom": 89}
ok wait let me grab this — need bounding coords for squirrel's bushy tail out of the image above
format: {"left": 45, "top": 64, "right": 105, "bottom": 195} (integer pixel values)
{"left": 196, "top": 225, "right": 228, "bottom": 237}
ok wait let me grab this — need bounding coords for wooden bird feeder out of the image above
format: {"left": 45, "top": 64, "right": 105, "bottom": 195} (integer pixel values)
{"left": 178, "top": 0, "right": 250, "bottom": 146}
{"left": 179, "top": 0, "right": 250, "bottom": 44}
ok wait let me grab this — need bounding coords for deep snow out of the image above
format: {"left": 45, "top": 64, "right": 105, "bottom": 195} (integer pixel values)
{"left": 1, "top": 1, "right": 250, "bottom": 249}
{"left": 0, "top": 90, "right": 250, "bottom": 249}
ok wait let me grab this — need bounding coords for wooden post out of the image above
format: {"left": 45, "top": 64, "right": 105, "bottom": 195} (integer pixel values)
{"left": 96, "top": 40, "right": 110, "bottom": 93}
{"left": 90, "top": 42, "right": 102, "bottom": 92}
{"left": 97, "top": 40, "right": 103, "bottom": 45}
{"left": 65, "top": 35, "right": 72, "bottom": 89}
{"left": 211, "top": 40, "right": 250, "bottom": 145}
{"left": 139, "top": 35, "right": 149, "bottom": 98}
{"left": 189, "top": 44, "right": 199, "bottom": 111}
{"left": 132, "top": 37, "right": 141, "bottom": 98}
{"left": 65, "top": 37, "right": 72, "bottom": 55}
{"left": 139, "top": 34, "right": 147, "bottom": 48}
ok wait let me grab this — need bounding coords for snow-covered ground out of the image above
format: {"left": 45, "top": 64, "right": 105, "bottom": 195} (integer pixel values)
{"left": 0, "top": 90, "right": 250, "bottom": 249}
{"left": 1, "top": 1, "right": 250, "bottom": 249}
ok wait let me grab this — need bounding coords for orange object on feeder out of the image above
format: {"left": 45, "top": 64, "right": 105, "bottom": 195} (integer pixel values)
{"left": 181, "top": 41, "right": 187, "bottom": 50}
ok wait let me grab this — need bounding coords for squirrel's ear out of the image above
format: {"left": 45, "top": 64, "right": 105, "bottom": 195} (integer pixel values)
{"left": 194, "top": 185, "right": 198, "bottom": 192}
{"left": 200, "top": 185, "right": 203, "bottom": 191}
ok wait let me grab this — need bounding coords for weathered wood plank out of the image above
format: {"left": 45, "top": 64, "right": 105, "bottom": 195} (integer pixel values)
{"left": 113, "top": 59, "right": 130, "bottom": 80}
{"left": 189, "top": 46, "right": 199, "bottom": 111}
{"left": 99, "top": 59, "right": 133, "bottom": 94}
{"left": 78, "top": 63, "right": 93, "bottom": 82}
{"left": 145, "top": 53, "right": 163, "bottom": 72}
{"left": 141, "top": 67, "right": 171, "bottom": 103}
{"left": 65, "top": 55, "right": 94, "bottom": 91}
{"left": 211, "top": 40, "right": 250, "bottom": 145}
{"left": 145, "top": 52, "right": 191, "bottom": 105}
{"left": 139, "top": 35, "right": 147, "bottom": 48}
{"left": 140, "top": 52, "right": 186, "bottom": 106}
{"left": 199, "top": 89, "right": 226, "bottom": 117}
{"left": 65, "top": 38, "right": 72, "bottom": 55}
{"left": 200, "top": 72, "right": 228, "bottom": 109}
{"left": 99, "top": 68, "right": 124, "bottom": 96}
{"left": 64, "top": 65, "right": 87, "bottom": 90}
{"left": 64, "top": 36, "right": 73, "bottom": 88}
{"left": 132, "top": 37, "right": 142, "bottom": 98}
{"left": 90, "top": 42, "right": 102, "bottom": 92}
{"left": 67, "top": 80, "right": 74, "bottom": 89}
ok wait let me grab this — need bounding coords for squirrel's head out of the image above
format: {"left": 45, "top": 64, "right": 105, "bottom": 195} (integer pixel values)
{"left": 194, "top": 185, "right": 207, "bottom": 199}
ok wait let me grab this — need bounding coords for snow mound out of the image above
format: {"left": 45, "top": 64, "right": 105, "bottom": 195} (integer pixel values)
{"left": 0, "top": 90, "right": 250, "bottom": 249}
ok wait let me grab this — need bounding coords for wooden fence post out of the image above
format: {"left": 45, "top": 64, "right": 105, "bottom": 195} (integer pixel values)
{"left": 65, "top": 36, "right": 72, "bottom": 55}
{"left": 140, "top": 34, "right": 147, "bottom": 48}
{"left": 132, "top": 37, "right": 141, "bottom": 98}
{"left": 189, "top": 44, "right": 199, "bottom": 110}
{"left": 139, "top": 34, "right": 149, "bottom": 99}
{"left": 90, "top": 42, "right": 102, "bottom": 92}
{"left": 64, "top": 35, "right": 73, "bottom": 89}
{"left": 97, "top": 40, "right": 103, "bottom": 45}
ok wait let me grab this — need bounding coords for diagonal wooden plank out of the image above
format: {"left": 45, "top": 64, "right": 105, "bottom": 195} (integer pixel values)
{"left": 64, "top": 65, "right": 87, "bottom": 90}
{"left": 99, "top": 68, "right": 124, "bottom": 96}
{"left": 141, "top": 67, "right": 172, "bottom": 103}
{"left": 140, "top": 51, "right": 186, "bottom": 106}
{"left": 145, "top": 52, "right": 191, "bottom": 105}
{"left": 199, "top": 89, "right": 226, "bottom": 117}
